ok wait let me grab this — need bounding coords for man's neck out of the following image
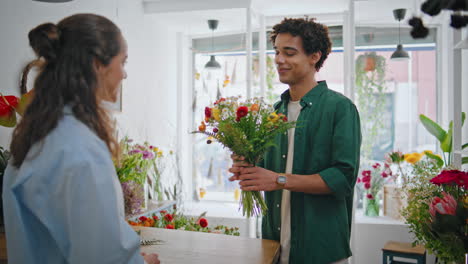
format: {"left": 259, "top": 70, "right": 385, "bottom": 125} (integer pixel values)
{"left": 288, "top": 75, "right": 318, "bottom": 101}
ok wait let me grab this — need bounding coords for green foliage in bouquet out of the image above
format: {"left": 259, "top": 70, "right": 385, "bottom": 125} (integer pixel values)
{"left": 194, "top": 97, "right": 296, "bottom": 217}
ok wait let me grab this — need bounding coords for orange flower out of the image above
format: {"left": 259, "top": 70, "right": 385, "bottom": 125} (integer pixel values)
{"left": 198, "top": 121, "right": 206, "bottom": 132}
{"left": 250, "top": 104, "right": 259, "bottom": 112}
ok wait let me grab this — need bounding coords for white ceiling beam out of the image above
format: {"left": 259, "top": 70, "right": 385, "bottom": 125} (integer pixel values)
{"left": 143, "top": 0, "right": 251, "bottom": 14}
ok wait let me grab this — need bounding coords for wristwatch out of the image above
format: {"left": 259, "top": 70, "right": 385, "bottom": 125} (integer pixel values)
{"left": 276, "top": 173, "right": 287, "bottom": 186}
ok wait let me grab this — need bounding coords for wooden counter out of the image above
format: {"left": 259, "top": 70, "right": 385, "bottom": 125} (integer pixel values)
{"left": 133, "top": 226, "right": 280, "bottom": 264}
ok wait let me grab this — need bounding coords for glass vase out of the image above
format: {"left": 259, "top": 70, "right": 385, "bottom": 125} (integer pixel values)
{"left": 364, "top": 197, "right": 380, "bottom": 217}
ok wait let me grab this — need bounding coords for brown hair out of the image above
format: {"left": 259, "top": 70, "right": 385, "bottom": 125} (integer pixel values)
{"left": 10, "top": 13, "right": 121, "bottom": 167}
{"left": 270, "top": 18, "right": 332, "bottom": 71}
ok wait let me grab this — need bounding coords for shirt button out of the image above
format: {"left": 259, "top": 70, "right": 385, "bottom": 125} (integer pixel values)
{"left": 278, "top": 227, "right": 281, "bottom": 231}
{"left": 277, "top": 204, "right": 280, "bottom": 208}
{"left": 309, "top": 102, "right": 312, "bottom": 106}
{"left": 282, "top": 154, "right": 286, "bottom": 158}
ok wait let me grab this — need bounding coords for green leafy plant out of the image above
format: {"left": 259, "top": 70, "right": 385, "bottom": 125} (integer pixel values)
{"left": 419, "top": 112, "right": 467, "bottom": 166}
{"left": 401, "top": 167, "right": 467, "bottom": 264}
{"left": 355, "top": 52, "right": 389, "bottom": 160}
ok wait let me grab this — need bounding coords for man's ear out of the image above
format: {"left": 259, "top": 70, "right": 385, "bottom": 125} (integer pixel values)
{"left": 309, "top": 51, "right": 321, "bottom": 66}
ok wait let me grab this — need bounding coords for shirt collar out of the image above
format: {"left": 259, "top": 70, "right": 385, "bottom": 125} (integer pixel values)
{"left": 280, "top": 81, "right": 328, "bottom": 108}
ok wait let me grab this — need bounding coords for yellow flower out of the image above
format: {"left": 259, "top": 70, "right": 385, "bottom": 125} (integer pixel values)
{"left": 157, "top": 151, "right": 163, "bottom": 157}
{"left": 195, "top": 72, "right": 200, "bottom": 80}
{"left": 212, "top": 108, "right": 221, "bottom": 121}
{"left": 267, "top": 112, "right": 279, "bottom": 123}
{"left": 234, "top": 188, "right": 241, "bottom": 201}
{"left": 404, "top": 152, "right": 422, "bottom": 164}
{"left": 422, "top": 150, "right": 433, "bottom": 155}
{"left": 199, "top": 188, "right": 206, "bottom": 199}
{"left": 463, "top": 196, "right": 468, "bottom": 208}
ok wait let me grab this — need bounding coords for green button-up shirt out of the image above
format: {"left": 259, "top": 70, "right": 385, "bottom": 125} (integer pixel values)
{"left": 258, "top": 81, "right": 361, "bottom": 264}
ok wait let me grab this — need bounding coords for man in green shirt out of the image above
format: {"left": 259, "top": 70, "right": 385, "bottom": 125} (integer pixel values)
{"left": 229, "top": 18, "right": 361, "bottom": 264}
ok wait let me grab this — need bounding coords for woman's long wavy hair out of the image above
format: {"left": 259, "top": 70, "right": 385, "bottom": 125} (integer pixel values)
{"left": 10, "top": 14, "right": 120, "bottom": 168}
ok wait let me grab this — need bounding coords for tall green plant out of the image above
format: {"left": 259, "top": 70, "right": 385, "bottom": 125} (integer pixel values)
{"left": 355, "top": 52, "right": 388, "bottom": 160}
{"left": 419, "top": 112, "right": 468, "bottom": 166}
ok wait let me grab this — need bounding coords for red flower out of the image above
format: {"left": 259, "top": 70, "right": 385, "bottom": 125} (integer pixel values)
{"left": 0, "top": 95, "right": 20, "bottom": 127}
{"left": 364, "top": 182, "right": 371, "bottom": 189}
{"left": 198, "top": 218, "right": 208, "bottom": 228}
{"left": 361, "top": 170, "right": 371, "bottom": 177}
{"left": 139, "top": 216, "right": 148, "bottom": 222}
{"left": 213, "top": 128, "right": 219, "bottom": 133}
{"left": 165, "top": 224, "right": 174, "bottom": 229}
{"left": 381, "top": 171, "right": 389, "bottom": 178}
{"left": 205, "top": 107, "right": 212, "bottom": 119}
{"left": 357, "top": 177, "right": 361, "bottom": 183}
{"left": 429, "top": 192, "right": 457, "bottom": 217}
{"left": 384, "top": 163, "right": 390, "bottom": 168}
{"left": 236, "top": 106, "right": 249, "bottom": 120}
{"left": 361, "top": 175, "right": 371, "bottom": 183}
{"left": 430, "top": 170, "right": 463, "bottom": 186}
{"left": 160, "top": 210, "right": 167, "bottom": 215}
{"left": 372, "top": 163, "right": 381, "bottom": 169}
{"left": 456, "top": 172, "right": 468, "bottom": 189}
{"left": 152, "top": 215, "right": 159, "bottom": 221}
{"left": 366, "top": 194, "right": 374, "bottom": 199}
{"left": 164, "top": 213, "right": 173, "bottom": 222}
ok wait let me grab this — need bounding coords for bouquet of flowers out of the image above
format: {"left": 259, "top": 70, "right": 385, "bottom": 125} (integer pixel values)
{"left": 128, "top": 211, "right": 240, "bottom": 236}
{"left": 115, "top": 138, "right": 163, "bottom": 215}
{"left": 194, "top": 96, "right": 296, "bottom": 217}
{"left": 357, "top": 162, "right": 392, "bottom": 216}
{"left": 401, "top": 169, "right": 467, "bottom": 263}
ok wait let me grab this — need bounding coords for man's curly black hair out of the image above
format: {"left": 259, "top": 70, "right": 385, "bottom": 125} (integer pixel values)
{"left": 270, "top": 18, "right": 332, "bottom": 71}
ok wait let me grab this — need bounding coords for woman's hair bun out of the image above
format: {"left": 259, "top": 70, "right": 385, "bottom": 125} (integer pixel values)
{"left": 28, "top": 23, "right": 60, "bottom": 61}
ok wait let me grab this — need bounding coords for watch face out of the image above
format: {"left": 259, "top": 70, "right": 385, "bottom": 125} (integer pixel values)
{"left": 277, "top": 175, "right": 287, "bottom": 184}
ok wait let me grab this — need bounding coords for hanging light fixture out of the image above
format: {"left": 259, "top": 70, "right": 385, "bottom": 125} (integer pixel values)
{"left": 205, "top": 19, "right": 221, "bottom": 70}
{"left": 391, "top": 9, "right": 410, "bottom": 61}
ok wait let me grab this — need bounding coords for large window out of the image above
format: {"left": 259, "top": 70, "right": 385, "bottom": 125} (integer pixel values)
{"left": 191, "top": 26, "right": 438, "bottom": 202}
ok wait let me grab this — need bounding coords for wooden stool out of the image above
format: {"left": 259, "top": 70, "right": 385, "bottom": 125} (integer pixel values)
{"left": 382, "top": 241, "right": 426, "bottom": 264}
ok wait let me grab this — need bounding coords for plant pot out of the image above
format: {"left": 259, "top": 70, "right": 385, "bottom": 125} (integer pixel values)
{"left": 364, "top": 56, "right": 376, "bottom": 71}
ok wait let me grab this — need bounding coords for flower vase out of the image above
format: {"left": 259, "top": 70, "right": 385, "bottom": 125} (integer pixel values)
{"left": 364, "top": 196, "right": 380, "bottom": 217}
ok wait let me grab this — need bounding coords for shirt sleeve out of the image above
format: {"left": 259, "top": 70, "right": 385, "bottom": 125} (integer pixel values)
{"left": 20, "top": 151, "right": 145, "bottom": 264}
{"left": 318, "top": 101, "right": 361, "bottom": 199}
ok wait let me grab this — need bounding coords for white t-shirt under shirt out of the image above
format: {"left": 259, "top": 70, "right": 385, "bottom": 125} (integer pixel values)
{"left": 279, "top": 100, "right": 348, "bottom": 264}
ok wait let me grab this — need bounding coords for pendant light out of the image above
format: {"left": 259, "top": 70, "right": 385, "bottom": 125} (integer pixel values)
{"left": 391, "top": 9, "right": 410, "bottom": 61}
{"left": 204, "top": 19, "right": 221, "bottom": 70}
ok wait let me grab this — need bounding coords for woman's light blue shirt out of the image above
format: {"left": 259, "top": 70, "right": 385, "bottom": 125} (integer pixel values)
{"left": 2, "top": 107, "right": 144, "bottom": 263}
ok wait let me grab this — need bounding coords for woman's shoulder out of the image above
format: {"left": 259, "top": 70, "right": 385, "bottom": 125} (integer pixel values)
{"left": 37, "top": 114, "right": 111, "bottom": 165}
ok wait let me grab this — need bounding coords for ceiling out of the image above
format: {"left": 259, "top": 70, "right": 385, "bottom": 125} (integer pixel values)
{"left": 143, "top": 0, "right": 443, "bottom": 36}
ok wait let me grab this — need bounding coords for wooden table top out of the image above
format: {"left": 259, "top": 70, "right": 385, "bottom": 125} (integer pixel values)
{"left": 133, "top": 226, "right": 280, "bottom": 264}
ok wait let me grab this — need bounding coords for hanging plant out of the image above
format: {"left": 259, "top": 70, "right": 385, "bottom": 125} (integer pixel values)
{"left": 355, "top": 52, "right": 388, "bottom": 160}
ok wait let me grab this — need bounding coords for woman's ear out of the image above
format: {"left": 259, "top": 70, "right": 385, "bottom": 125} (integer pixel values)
{"left": 94, "top": 58, "right": 105, "bottom": 76}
